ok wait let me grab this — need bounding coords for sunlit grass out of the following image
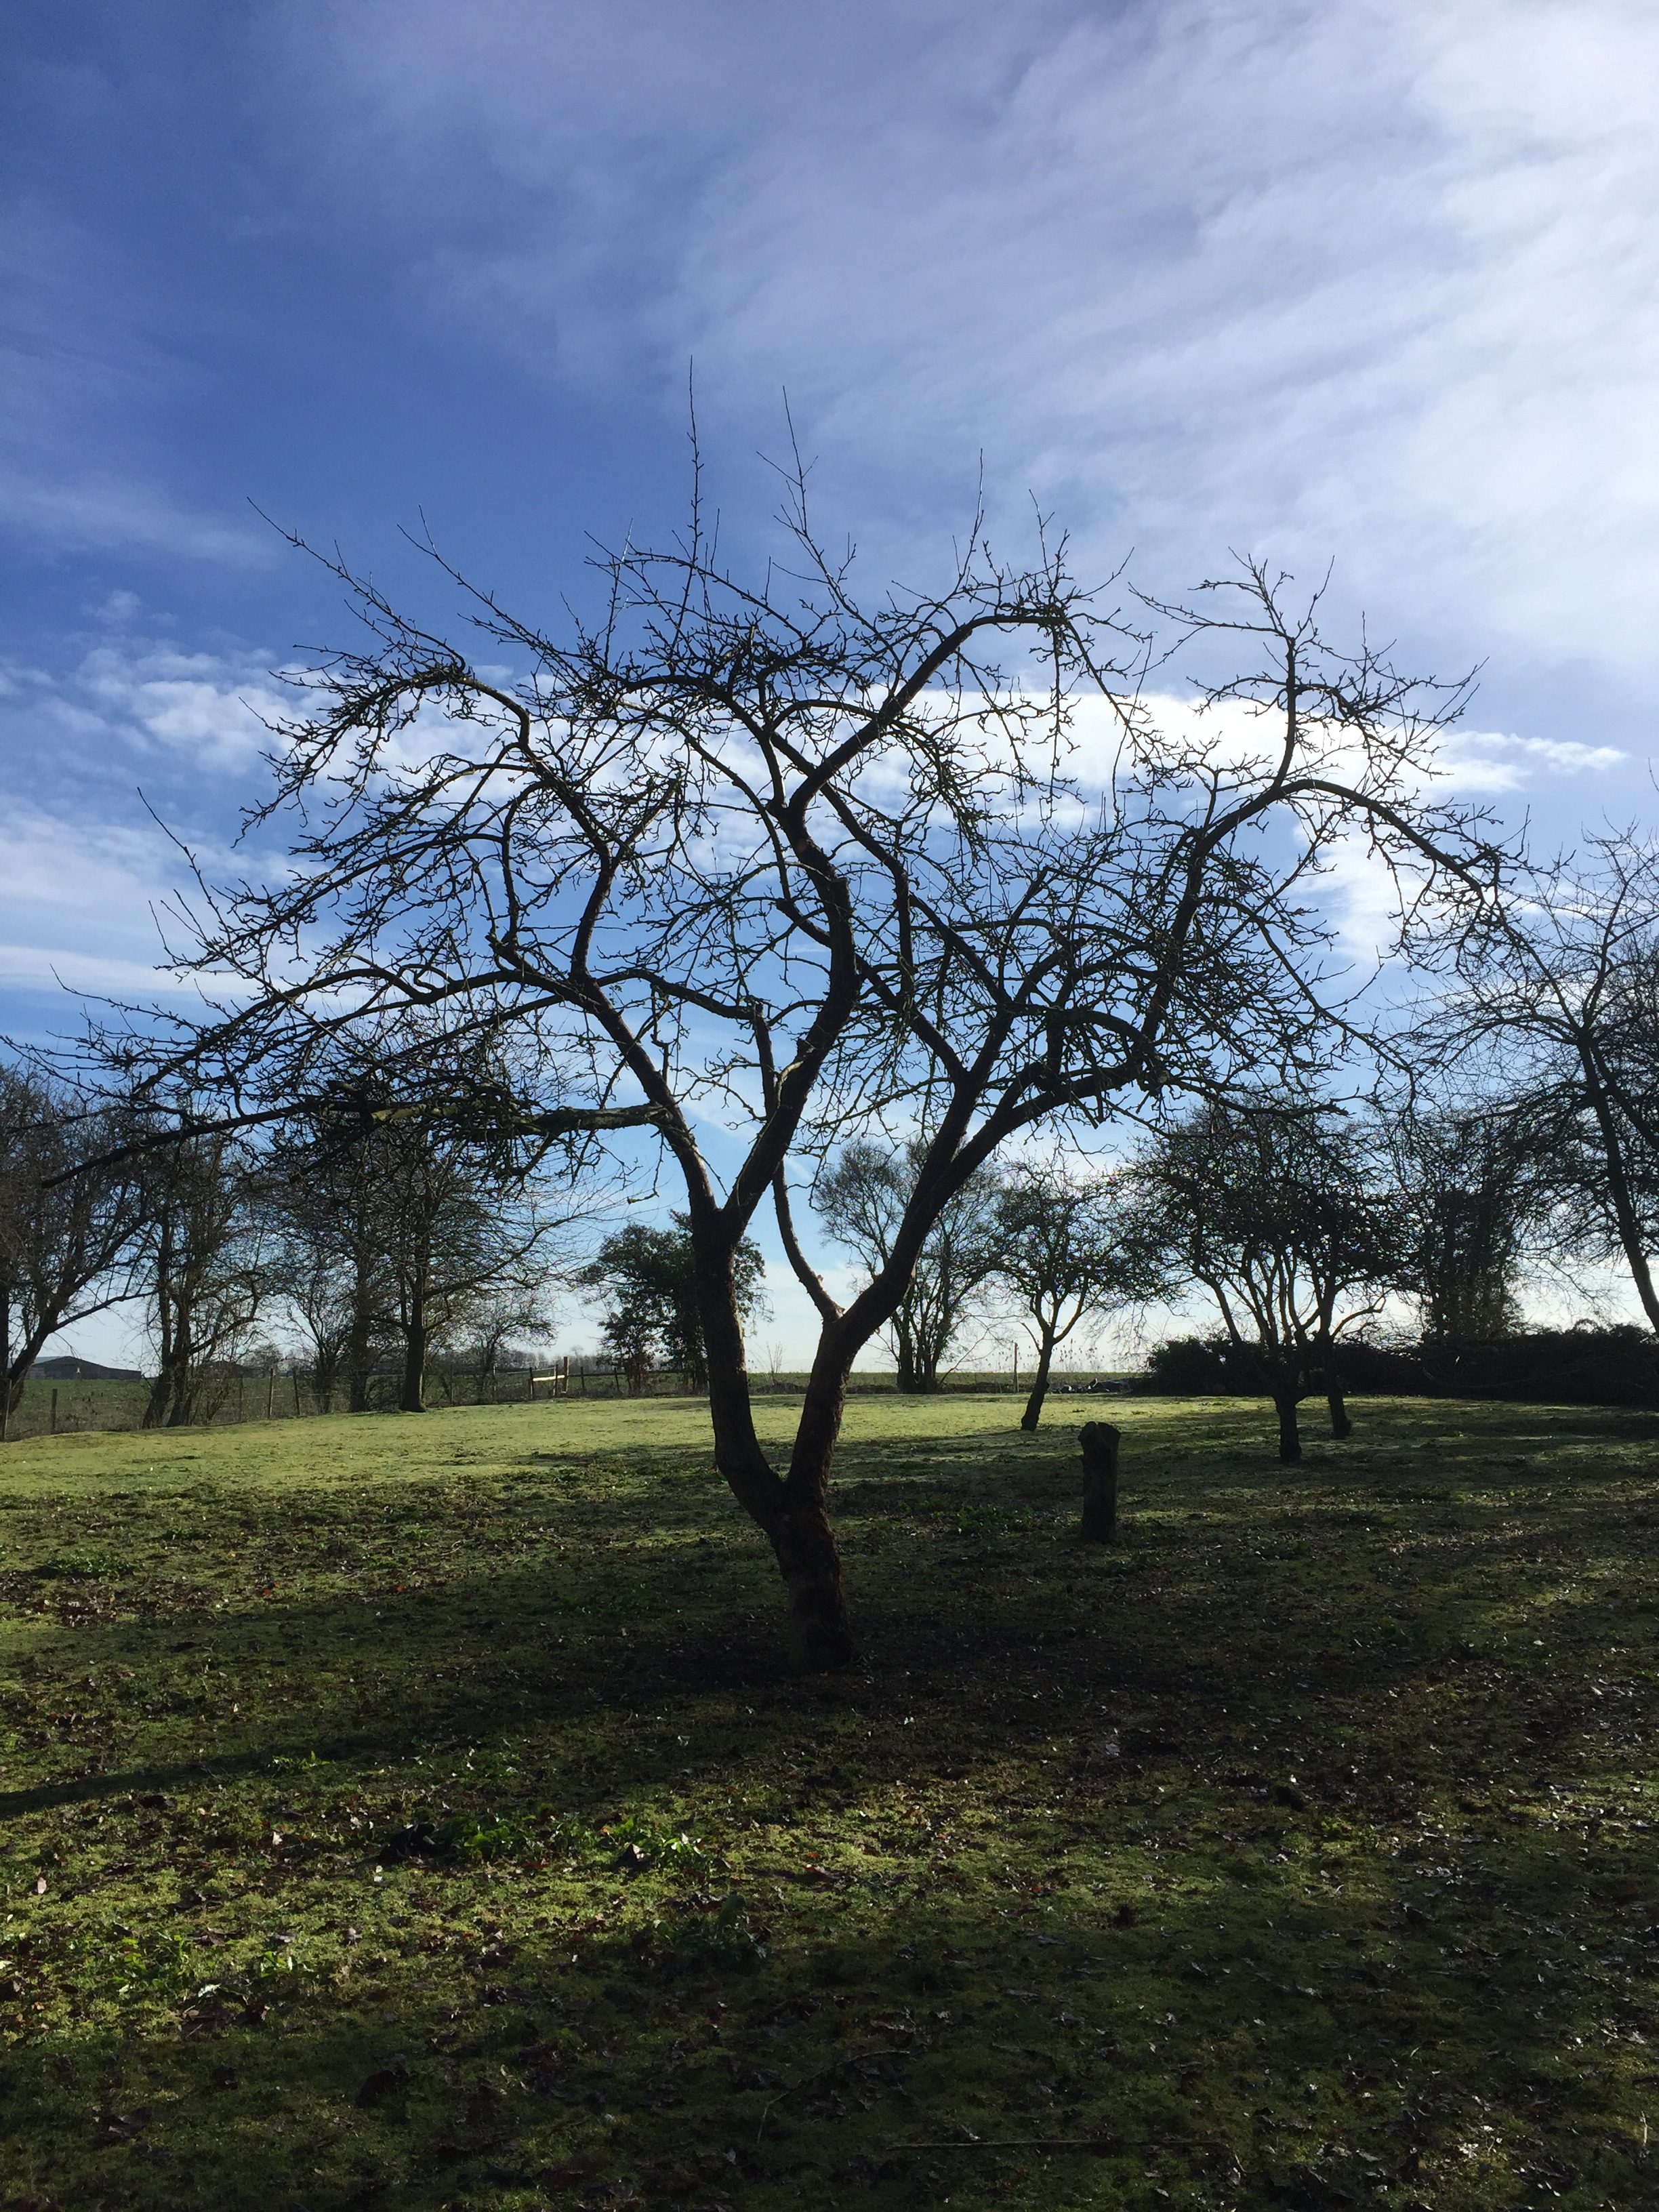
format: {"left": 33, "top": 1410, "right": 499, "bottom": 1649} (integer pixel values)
{"left": 0, "top": 1391, "right": 1654, "bottom": 2208}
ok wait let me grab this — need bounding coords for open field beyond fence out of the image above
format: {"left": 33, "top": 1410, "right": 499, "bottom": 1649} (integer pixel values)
{"left": 0, "top": 1393, "right": 1654, "bottom": 2209}
{"left": 1, "top": 1368, "right": 1115, "bottom": 1446}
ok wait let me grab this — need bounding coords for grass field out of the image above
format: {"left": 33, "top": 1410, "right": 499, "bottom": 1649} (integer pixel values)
{"left": 0, "top": 1391, "right": 1654, "bottom": 2211}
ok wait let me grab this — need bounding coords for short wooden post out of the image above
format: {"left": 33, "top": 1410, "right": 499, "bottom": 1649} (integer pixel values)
{"left": 49, "top": 1387, "right": 59, "bottom": 1436}
{"left": 1079, "top": 1420, "right": 1121, "bottom": 1543}
{"left": 266, "top": 1374, "right": 276, "bottom": 1420}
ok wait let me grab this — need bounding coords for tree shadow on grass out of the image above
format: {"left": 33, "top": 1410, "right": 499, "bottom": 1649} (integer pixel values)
{"left": 0, "top": 1395, "right": 1654, "bottom": 2207}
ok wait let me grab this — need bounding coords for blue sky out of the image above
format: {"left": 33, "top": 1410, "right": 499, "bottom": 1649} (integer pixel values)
{"left": 5, "top": 0, "right": 1659, "bottom": 1359}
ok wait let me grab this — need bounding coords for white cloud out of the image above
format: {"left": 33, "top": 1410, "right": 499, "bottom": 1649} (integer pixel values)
{"left": 3, "top": 631, "right": 293, "bottom": 772}
{"left": 0, "top": 804, "right": 243, "bottom": 1019}
{"left": 1437, "top": 729, "right": 1628, "bottom": 792}
{"left": 291, "top": 0, "right": 1659, "bottom": 707}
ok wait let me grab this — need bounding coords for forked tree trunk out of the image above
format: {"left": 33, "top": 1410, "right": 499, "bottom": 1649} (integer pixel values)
{"left": 778, "top": 1352, "right": 856, "bottom": 1670}
{"left": 1020, "top": 1326, "right": 1057, "bottom": 1432}
{"left": 694, "top": 1231, "right": 855, "bottom": 1672}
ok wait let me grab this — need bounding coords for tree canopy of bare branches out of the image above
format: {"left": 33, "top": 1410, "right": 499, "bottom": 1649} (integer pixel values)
{"left": 108, "top": 472, "right": 1496, "bottom": 1667}
{"left": 1425, "top": 832, "right": 1659, "bottom": 1332}
{"left": 987, "top": 1160, "right": 1163, "bottom": 1430}
{"left": 1134, "top": 1101, "right": 1410, "bottom": 1462}
{"left": 0, "top": 1067, "right": 147, "bottom": 1431}
{"left": 813, "top": 1138, "right": 1002, "bottom": 1391}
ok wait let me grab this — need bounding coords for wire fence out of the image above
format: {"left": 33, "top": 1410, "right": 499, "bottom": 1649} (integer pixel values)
{"left": 2, "top": 1361, "right": 1136, "bottom": 1443}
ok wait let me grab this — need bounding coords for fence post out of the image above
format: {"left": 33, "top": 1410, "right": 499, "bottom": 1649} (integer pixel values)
{"left": 1079, "top": 1421, "right": 1121, "bottom": 1542}
{"left": 49, "top": 1387, "right": 58, "bottom": 1437}
{"left": 266, "top": 1375, "right": 276, "bottom": 1420}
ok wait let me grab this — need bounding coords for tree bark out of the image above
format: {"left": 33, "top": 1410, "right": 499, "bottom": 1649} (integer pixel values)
{"left": 400, "top": 1315, "right": 427, "bottom": 1412}
{"left": 1079, "top": 1420, "right": 1120, "bottom": 1541}
{"left": 346, "top": 1272, "right": 375, "bottom": 1412}
{"left": 1274, "top": 1392, "right": 1303, "bottom": 1463}
{"left": 1326, "top": 1385, "right": 1351, "bottom": 1439}
{"left": 692, "top": 1223, "right": 857, "bottom": 1673}
{"left": 1020, "top": 1326, "right": 1057, "bottom": 1432}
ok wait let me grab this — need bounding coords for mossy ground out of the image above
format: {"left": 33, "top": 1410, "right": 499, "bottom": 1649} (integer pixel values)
{"left": 0, "top": 1392, "right": 1654, "bottom": 2211}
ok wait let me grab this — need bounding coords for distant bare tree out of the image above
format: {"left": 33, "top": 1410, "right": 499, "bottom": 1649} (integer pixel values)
{"left": 110, "top": 472, "right": 1497, "bottom": 1665}
{"left": 140, "top": 1124, "right": 274, "bottom": 1428}
{"left": 1388, "top": 1106, "right": 1536, "bottom": 1340}
{"left": 987, "top": 1160, "right": 1163, "bottom": 1429}
{"left": 813, "top": 1139, "right": 1000, "bottom": 1391}
{"left": 268, "top": 1122, "right": 392, "bottom": 1411}
{"left": 1136, "top": 1101, "right": 1408, "bottom": 1460}
{"left": 0, "top": 1067, "right": 146, "bottom": 1432}
{"left": 1429, "top": 833, "right": 1659, "bottom": 1332}
{"left": 369, "top": 1113, "right": 565, "bottom": 1414}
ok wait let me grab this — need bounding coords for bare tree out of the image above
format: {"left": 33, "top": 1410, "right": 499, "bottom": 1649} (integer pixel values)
{"left": 371, "top": 1113, "right": 562, "bottom": 1413}
{"left": 987, "top": 1159, "right": 1162, "bottom": 1429}
{"left": 267, "top": 1121, "right": 392, "bottom": 1411}
{"left": 0, "top": 1067, "right": 146, "bottom": 1432}
{"left": 1387, "top": 1105, "right": 1535, "bottom": 1340}
{"left": 1136, "top": 1101, "right": 1408, "bottom": 1460}
{"left": 1428, "top": 833, "right": 1659, "bottom": 1332}
{"left": 813, "top": 1139, "right": 1001, "bottom": 1391}
{"left": 141, "top": 1126, "right": 273, "bottom": 1428}
{"left": 113, "top": 479, "right": 1494, "bottom": 1666}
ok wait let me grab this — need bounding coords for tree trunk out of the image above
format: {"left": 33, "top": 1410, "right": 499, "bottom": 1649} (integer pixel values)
{"left": 1317, "top": 1331, "right": 1351, "bottom": 1438}
{"left": 693, "top": 1227, "right": 854, "bottom": 1673}
{"left": 346, "top": 1284, "right": 374, "bottom": 1412}
{"left": 1580, "top": 1046, "right": 1659, "bottom": 1334}
{"left": 400, "top": 1315, "right": 427, "bottom": 1412}
{"left": 1274, "top": 1391, "right": 1303, "bottom": 1463}
{"left": 779, "top": 1351, "right": 857, "bottom": 1670}
{"left": 1078, "top": 1420, "right": 1120, "bottom": 1540}
{"left": 1020, "top": 1326, "right": 1057, "bottom": 1432}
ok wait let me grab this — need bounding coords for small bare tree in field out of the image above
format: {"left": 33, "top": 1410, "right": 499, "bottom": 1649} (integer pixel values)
{"left": 1427, "top": 833, "right": 1659, "bottom": 1333}
{"left": 814, "top": 1138, "right": 1002, "bottom": 1392}
{"left": 987, "top": 1160, "right": 1162, "bottom": 1431}
{"left": 113, "top": 476, "right": 1494, "bottom": 1667}
{"left": 1134, "top": 1101, "right": 1409, "bottom": 1462}
{"left": 0, "top": 1067, "right": 146, "bottom": 1431}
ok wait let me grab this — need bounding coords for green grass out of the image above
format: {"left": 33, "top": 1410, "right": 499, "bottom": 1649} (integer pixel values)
{"left": 0, "top": 1391, "right": 1655, "bottom": 2211}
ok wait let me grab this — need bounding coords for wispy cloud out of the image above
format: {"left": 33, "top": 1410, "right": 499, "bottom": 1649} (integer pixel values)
{"left": 3, "top": 624, "right": 291, "bottom": 773}
{"left": 294, "top": 0, "right": 1659, "bottom": 694}
{"left": 0, "top": 803, "right": 241, "bottom": 1021}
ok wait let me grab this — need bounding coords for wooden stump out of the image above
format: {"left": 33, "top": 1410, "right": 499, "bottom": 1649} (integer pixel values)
{"left": 1079, "top": 1420, "right": 1121, "bottom": 1543}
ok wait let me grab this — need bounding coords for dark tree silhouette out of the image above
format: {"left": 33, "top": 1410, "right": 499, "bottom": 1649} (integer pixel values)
{"left": 0, "top": 1067, "right": 146, "bottom": 1433}
{"left": 110, "top": 472, "right": 1496, "bottom": 1666}
{"left": 577, "top": 1215, "right": 764, "bottom": 1393}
